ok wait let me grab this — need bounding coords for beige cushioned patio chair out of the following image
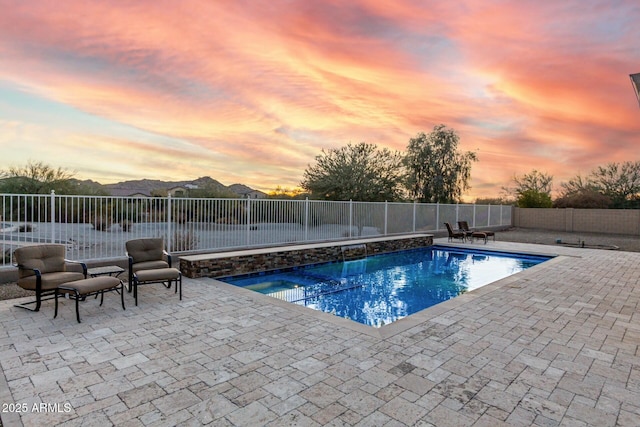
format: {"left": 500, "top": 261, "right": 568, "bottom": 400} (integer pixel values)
{"left": 14, "top": 244, "right": 87, "bottom": 312}
{"left": 126, "top": 238, "right": 182, "bottom": 305}
{"left": 126, "top": 238, "right": 171, "bottom": 283}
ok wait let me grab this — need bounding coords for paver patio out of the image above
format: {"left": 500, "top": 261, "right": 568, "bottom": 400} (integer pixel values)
{"left": 1, "top": 239, "right": 639, "bottom": 426}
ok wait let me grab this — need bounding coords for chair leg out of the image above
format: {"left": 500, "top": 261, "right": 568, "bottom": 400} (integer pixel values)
{"left": 120, "top": 282, "right": 126, "bottom": 310}
{"left": 74, "top": 290, "right": 81, "bottom": 323}
{"left": 54, "top": 291, "right": 59, "bottom": 318}
{"left": 14, "top": 290, "right": 57, "bottom": 312}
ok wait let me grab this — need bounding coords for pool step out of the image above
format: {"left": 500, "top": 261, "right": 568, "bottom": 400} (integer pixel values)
{"left": 341, "top": 243, "right": 367, "bottom": 262}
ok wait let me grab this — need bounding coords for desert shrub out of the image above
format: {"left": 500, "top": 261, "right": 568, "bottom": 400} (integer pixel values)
{"left": 517, "top": 190, "right": 553, "bottom": 208}
{"left": 553, "top": 191, "right": 613, "bottom": 209}
{"left": 169, "top": 229, "right": 198, "bottom": 252}
{"left": 91, "top": 216, "right": 111, "bottom": 231}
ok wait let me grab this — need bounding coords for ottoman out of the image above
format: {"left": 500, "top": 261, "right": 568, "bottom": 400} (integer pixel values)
{"left": 55, "top": 276, "right": 125, "bottom": 323}
{"left": 132, "top": 268, "right": 182, "bottom": 306}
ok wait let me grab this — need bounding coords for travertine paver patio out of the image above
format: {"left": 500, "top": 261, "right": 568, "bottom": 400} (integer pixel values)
{"left": 1, "top": 239, "right": 639, "bottom": 426}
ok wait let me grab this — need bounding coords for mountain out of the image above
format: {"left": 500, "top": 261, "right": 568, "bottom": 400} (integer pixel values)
{"left": 0, "top": 175, "right": 266, "bottom": 198}
{"left": 103, "top": 176, "right": 266, "bottom": 198}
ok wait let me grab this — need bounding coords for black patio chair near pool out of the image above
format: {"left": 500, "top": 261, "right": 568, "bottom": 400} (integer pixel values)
{"left": 444, "top": 222, "right": 466, "bottom": 242}
{"left": 458, "top": 221, "right": 495, "bottom": 243}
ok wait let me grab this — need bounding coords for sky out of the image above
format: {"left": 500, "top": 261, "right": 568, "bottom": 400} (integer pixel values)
{"left": 1, "top": 0, "right": 639, "bottom": 200}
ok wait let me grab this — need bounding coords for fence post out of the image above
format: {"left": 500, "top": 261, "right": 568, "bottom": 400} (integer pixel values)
{"left": 167, "top": 194, "right": 172, "bottom": 252}
{"left": 50, "top": 190, "right": 56, "bottom": 243}
{"left": 436, "top": 202, "right": 440, "bottom": 231}
{"left": 413, "top": 200, "right": 417, "bottom": 233}
{"left": 384, "top": 201, "right": 388, "bottom": 235}
{"left": 246, "top": 197, "right": 251, "bottom": 246}
{"left": 487, "top": 204, "right": 491, "bottom": 227}
{"left": 455, "top": 203, "right": 459, "bottom": 225}
{"left": 304, "top": 198, "right": 309, "bottom": 242}
{"left": 500, "top": 204, "right": 503, "bottom": 226}
{"left": 472, "top": 204, "right": 476, "bottom": 228}
{"left": 349, "top": 200, "right": 353, "bottom": 238}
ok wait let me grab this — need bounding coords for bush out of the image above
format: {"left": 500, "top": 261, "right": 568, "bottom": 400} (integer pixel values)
{"left": 553, "top": 191, "right": 613, "bottom": 209}
{"left": 517, "top": 190, "right": 552, "bottom": 208}
{"left": 91, "top": 216, "right": 111, "bottom": 231}
{"left": 169, "top": 229, "right": 198, "bottom": 252}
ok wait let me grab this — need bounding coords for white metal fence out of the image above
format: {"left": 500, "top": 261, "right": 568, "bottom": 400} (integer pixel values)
{"left": 1, "top": 192, "right": 512, "bottom": 267}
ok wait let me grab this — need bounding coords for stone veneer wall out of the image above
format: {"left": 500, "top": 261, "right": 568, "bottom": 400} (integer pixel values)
{"left": 180, "top": 235, "right": 433, "bottom": 279}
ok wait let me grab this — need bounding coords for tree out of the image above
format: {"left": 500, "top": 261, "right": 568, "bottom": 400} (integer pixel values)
{"left": 558, "top": 174, "right": 598, "bottom": 198}
{"left": 510, "top": 169, "right": 553, "bottom": 194}
{"left": 300, "top": 142, "right": 405, "bottom": 201}
{"left": 503, "top": 170, "right": 553, "bottom": 208}
{"left": 517, "top": 189, "right": 553, "bottom": 208}
{"left": 589, "top": 161, "right": 640, "bottom": 208}
{"left": 0, "top": 161, "right": 76, "bottom": 194}
{"left": 555, "top": 173, "right": 612, "bottom": 208}
{"left": 403, "top": 125, "right": 477, "bottom": 203}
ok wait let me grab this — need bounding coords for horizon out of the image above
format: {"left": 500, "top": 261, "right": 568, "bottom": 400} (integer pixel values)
{"left": 1, "top": 1, "right": 639, "bottom": 200}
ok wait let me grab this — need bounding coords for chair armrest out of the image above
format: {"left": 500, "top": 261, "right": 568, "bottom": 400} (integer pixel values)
{"left": 16, "top": 264, "right": 42, "bottom": 278}
{"left": 65, "top": 259, "right": 88, "bottom": 278}
{"left": 16, "top": 265, "right": 43, "bottom": 290}
{"left": 163, "top": 250, "right": 172, "bottom": 268}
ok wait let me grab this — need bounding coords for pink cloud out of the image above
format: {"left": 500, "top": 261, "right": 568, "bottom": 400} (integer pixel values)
{"left": 0, "top": 0, "right": 639, "bottom": 199}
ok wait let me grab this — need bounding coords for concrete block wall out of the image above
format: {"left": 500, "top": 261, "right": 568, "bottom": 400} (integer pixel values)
{"left": 513, "top": 208, "right": 640, "bottom": 235}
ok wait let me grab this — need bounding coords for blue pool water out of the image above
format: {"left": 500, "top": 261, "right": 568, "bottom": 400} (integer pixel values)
{"left": 220, "top": 246, "right": 550, "bottom": 327}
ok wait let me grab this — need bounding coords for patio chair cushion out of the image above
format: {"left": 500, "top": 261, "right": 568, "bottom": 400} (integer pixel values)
{"left": 126, "top": 238, "right": 165, "bottom": 264}
{"left": 131, "top": 260, "right": 170, "bottom": 273}
{"left": 15, "top": 244, "right": 67, "bottom": 279}
{"left": 18, "top": 271, "right": 86, "bottom": 291}
{"left": 14, "top": 244, "right": 85, "bottom": 291}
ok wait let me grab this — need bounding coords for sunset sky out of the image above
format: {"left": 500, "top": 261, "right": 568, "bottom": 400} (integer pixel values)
{"left": 1, "top": 1, "right": 639, "bottom": 200}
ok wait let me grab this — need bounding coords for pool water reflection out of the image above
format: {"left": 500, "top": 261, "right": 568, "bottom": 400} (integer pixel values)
{"left": 220, "top": 246, "right": 550, "bottom": 327}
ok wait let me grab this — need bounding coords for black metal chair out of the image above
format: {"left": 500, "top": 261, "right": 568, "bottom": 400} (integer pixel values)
{"left": 14, "top": 244, "right": 87, "bottom": 312}
{"left": 444, "top": 222, "right": 466, "bottom": 242}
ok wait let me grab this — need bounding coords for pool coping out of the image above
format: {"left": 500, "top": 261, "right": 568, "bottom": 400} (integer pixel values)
{"left": 180, "top": 233, "right": 434, "bottom": 262}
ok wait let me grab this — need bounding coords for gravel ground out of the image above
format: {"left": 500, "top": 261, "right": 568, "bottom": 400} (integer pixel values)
{"left": 2, "top": 227, "right": 638, "bottom": 302}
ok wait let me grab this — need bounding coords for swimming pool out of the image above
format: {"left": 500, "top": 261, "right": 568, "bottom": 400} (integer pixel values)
{"left": 220, "top": 246, "right": 551, "bottom": 327}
